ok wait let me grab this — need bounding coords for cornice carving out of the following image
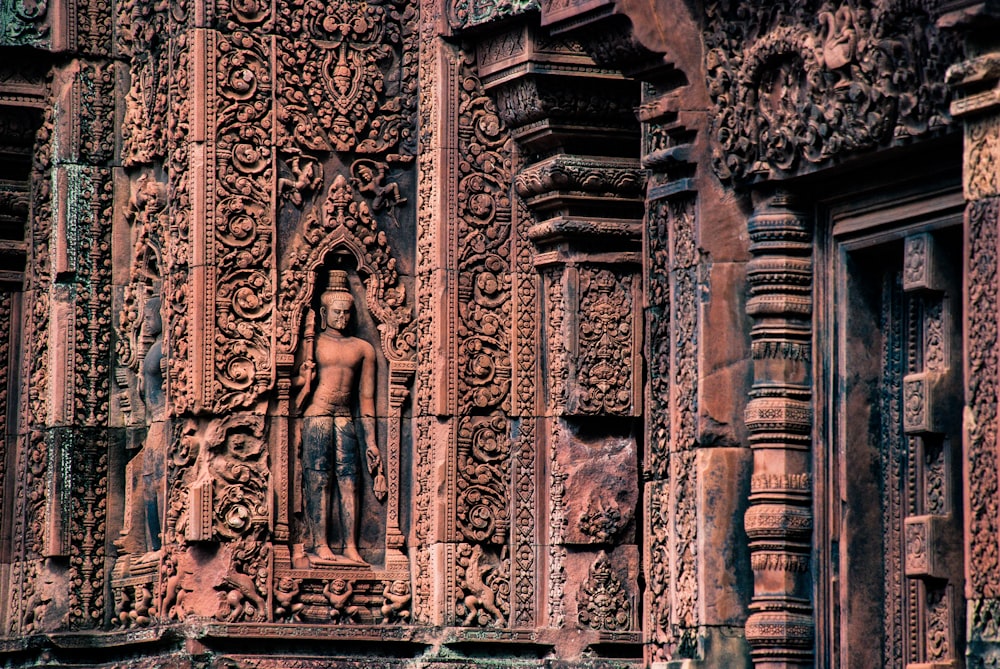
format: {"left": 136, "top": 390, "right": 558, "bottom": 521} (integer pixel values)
{"left": 514, "top": 155, "right": 644, "bottom": 202}
{"left": 448, "top": 0, "right": 540, "bottom": 32}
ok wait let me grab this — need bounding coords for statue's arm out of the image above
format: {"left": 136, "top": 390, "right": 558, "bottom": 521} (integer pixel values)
{"left": 360, "top": 342, "right": 387, "bottom": 501}
{"left": 292, "top": 346, "right": 315, "bottom": 412}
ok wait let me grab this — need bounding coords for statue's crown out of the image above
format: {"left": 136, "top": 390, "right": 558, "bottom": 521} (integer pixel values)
{"left": 325, "top": 269, "right": 351, "bottom": 295}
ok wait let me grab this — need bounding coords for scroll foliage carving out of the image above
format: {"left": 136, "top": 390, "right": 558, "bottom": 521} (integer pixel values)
{"left": 456, "top": 414, "right": 510, "bottom": 545}
{"left": 644, "top": 196, "right": 699, "bottom": 661}
{"left": 210, "top": 30, "right": 275, "bottom": 413}
{"left": 455, "top": 63, "right": 512, "bottom": 414}
{"left": 75, "top": 62, "right": 115, "bottom": 165}
{"left": 705, "top": 1, "right": 960, "bottom": 183}
{"left": 646, "top": 199, "right": 671, "bottom": 480}
{"left": 11, "top": 103, "right": 54, "bottom": 636}
{"left": 450, "top": 55, "right": 514, "bottom": 627}
{"left": 165, "top": 31, "right": 193, "bottom": 416}
{"left": 967, "top": 198, "right": 1000, "bottom": 598}
{"left": 0, "top": 0, "right": 49, "bottom": 46}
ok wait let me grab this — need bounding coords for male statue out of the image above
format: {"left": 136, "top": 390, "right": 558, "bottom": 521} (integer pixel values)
{"left": 295, "top": 270, "right": 387, "bottom": 566}
{"left": 116, "top": 295, "right": 167, "bottom": 560}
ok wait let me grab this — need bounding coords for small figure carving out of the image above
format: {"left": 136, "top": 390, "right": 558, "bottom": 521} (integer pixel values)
{"left": 352, "top": 159, "right": 406, "bottom": 226}
{"left": 294, "top": 270, "right": 387, "bottom": 567}
{"left": 380, "top": 579, "right": 411, "bottom": 624}
{"left": 112, "top": 587, "right": 132, "bottom": 628}
{"left": 323, "top": 578, "right": 360, "bottom": 623}
{"left": 218, "top": 566, "right": 266, "bottom": 623}
{"left": 160, "top": 554, "right": 190, "bottom": 622}
{"left": 273, "top": 577, "right": 304, "bottom": 621}
{"left": 279, "top": 153, "right": 322, "bottom": 207}
{"left": 817, "top": 5, "right": 857, "bottom": 79}
{"left": 130, "top": 585, "right": 154, "bottom": 627}
{"left": 462, "top": 545, "right": 503, "bottom": 626}
{"left": 22, "top": 587, "right": 52, "bottom": 634}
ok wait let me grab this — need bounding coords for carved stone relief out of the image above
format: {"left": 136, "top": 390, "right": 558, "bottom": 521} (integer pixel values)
{"left": 0, "top": 1, "right": 995, "bottom": 668}
{"left": 705, "top": 0, "right": 961, "bottom": 183}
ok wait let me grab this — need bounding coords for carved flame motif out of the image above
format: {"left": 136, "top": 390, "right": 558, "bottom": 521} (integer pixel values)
{"left": 276, "top": 0, "right": 416, "bottom": 159}
{"left": 577, "top": 551, "right": 631, "bottom": 632}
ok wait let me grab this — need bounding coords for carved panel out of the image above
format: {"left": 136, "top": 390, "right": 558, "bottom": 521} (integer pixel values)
{"left": 66, "top": 166, "right": 113, "bottom": 630}
{"left": 966, "top": 116, "right": 1000, "bottom": 201}
{"left": 510, "top": 189, "right": 539, "bottom": 627}
{"left": 705, "top": 1, "right": 961, "bottom": 183}
{"left": 191, "top": 29, "right": 276, "bottom": 413}
{"left": 0, "top": 0, "right": 50, "bottom": 47}
{"left": 274, "top": 0, "right": 417, "bottom": 161}
{"left": 541, "top": 264, "right": 640, "bottom": 419}
{"left": 165, "top": 31, "right": 193, "bottom": 417}
{"left": 159, "top": 414, "right": 270, "bottom": 623}
{"left": 572, "top": 267, "right": 636, "bottom": 415}
{"left": 577, "top": 551, "right": 630, "bottom": 632}
{"left": 441, "top": 54, "right": 515, "bottom": 624}
{"left": 967, "top": 198, "right": 1000, "bottom": 599}
{"left": 643, "top": 196, "right": 699, "bottom": 661}
{"left": 453, "top": 69, "right": 512, "bottom": 416}
{"left": 412, "top": 0, "right": 440, "bottom": 625}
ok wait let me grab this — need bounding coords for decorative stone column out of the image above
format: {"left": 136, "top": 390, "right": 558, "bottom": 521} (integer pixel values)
{"left": 743, "top": 192, "right": 813, "bottom": 669}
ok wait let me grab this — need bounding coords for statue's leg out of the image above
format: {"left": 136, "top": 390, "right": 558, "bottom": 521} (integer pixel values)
{"left": 116, "top": 444, "right": 146, "bottom": 554}
{"left": 141, "top": 420, "right": 168, "bottom": 553}
{"left": 334, "top": 417, "right": 364, "bottom": 564}
{"left": 302, "top": 417, "right": 335, "bottom": 560}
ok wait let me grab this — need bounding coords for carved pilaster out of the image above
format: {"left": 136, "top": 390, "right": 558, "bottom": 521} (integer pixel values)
{"left": 743, "top": 193, "right": 813, "bottom": 669}
{"left": 467, "top": 15, "right": 643, "bottom": 649}
{"left": 947, "top": 32, "right": 1000, "bottom": 664}
{"left": 188, "top": 28, "right": 276, "bottom": 415}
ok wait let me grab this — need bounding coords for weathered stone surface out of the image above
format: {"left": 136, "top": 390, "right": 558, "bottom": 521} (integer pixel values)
{"left": 0, "top": 0, "right": 994, "bottom": 668}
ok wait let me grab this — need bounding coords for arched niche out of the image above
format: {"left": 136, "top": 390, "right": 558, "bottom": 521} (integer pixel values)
{"left": 272, "top": 173, "right": 414, "bottom": 576}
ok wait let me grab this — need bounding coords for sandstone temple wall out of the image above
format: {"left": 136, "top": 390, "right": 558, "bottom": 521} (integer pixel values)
{"left": 0, "top": 0, "right": 997, "bottom": 667}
